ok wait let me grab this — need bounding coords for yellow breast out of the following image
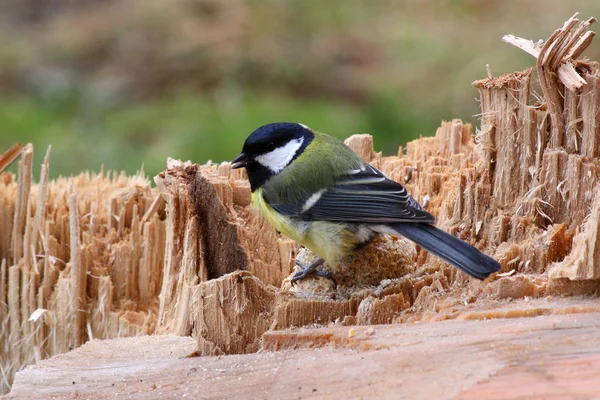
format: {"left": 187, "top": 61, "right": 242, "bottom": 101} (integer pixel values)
{"left": 251, "top": 190, "right": 359, "bottom": 268}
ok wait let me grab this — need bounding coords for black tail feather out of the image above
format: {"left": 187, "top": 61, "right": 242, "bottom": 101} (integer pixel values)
{"left": 390, "top": 223, "right": 500, "bottom": 280}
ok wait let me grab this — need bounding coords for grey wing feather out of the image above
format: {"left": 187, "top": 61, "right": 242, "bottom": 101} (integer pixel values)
{"left": 271, "top": 164, "right": 435, "bottom": 223}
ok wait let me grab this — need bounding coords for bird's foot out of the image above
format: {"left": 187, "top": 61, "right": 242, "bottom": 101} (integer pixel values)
{"left": 291, "top": 258, "right": 337, "bottom": 288}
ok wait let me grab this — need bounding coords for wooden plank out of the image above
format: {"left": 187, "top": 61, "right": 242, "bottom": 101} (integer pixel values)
{"left": 8, "top": 309, "right": 600, "bottom": 399}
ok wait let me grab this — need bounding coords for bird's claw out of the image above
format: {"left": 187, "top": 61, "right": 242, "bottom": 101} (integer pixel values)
{"left": 291, "top": 259, "right": 337, "bottom": 288}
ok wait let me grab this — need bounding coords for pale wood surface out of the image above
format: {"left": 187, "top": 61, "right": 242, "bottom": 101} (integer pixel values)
{"left": 8, "top": 308, "right": 600, "bottom": 399}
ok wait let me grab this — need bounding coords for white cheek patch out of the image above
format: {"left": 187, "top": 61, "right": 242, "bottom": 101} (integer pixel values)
{"left": 256, "top": 137, "right": 304, "bottom": 173}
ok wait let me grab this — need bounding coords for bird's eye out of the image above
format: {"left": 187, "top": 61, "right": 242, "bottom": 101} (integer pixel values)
{"left": 267, "top": 141, "right": 276, "bottom": 150}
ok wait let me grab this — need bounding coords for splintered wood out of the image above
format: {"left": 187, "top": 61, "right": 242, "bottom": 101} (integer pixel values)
{"left": 180, "top": 14, "right": 600, "bottom": 355}
{"left": 4, "top": 13, "right": 600, "bottom": 397}
{"left": 153, "top": 159, "right": 296, "bottom": 338}
{"left": 0, "top": 147, "right": 165, "bottom": 394}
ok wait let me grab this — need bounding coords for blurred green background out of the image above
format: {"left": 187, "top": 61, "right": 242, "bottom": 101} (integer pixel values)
{"left": 1, "top": 0, "right": 600, "bottom": 178}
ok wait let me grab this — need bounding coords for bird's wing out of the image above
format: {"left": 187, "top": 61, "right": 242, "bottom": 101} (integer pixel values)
{"left": 269, "top": 164, "right": 435, "bottom": 224}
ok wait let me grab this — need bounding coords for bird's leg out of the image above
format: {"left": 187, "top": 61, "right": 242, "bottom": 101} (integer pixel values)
{"left": 291, "top": 257, "right": 337, "bottom": 288}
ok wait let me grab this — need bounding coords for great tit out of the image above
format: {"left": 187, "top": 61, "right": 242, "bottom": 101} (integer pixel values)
{"left": 231, "top": 122, "right": 501, "bottom": 285}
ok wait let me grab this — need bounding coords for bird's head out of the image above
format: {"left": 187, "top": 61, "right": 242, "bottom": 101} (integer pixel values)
{"left": 232, "top": 122, "right": 314, "bottom": 190}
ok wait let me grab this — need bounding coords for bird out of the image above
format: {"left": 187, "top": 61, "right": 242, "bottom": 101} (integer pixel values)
{"left": 231, "top": 122, "right": 501, "bottom": 286}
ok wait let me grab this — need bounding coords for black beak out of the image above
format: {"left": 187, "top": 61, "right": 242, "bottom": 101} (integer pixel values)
{"left": 231, "top": 153, "right": 249, "bottom": 169}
